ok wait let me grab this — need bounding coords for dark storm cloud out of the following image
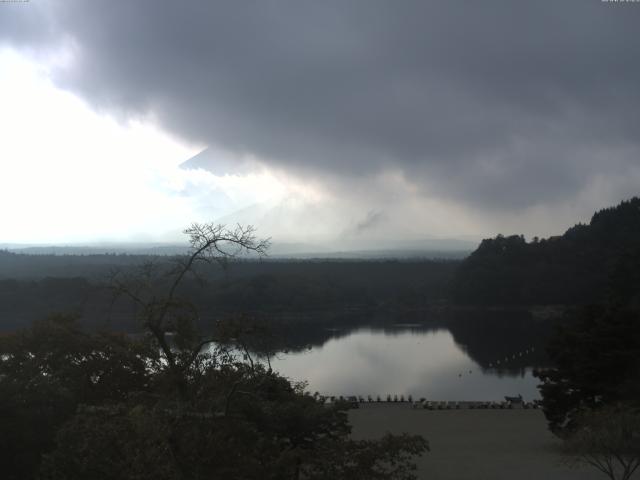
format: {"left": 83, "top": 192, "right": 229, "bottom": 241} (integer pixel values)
{"left": 3, "top": 0, "right": 640, "bottom": 209}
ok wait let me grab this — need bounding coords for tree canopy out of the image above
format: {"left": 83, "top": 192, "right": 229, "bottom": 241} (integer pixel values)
{"left": 0, "top": 223, "right": 428, "bottom": 480}
{"left": 534, "top": 241, "right": 640, "bottom": 435}
{"left": 452, "top": 197, "right": 640, "bottom": 306}
{"left": 562, "top": 406, "right": 640, "bottom": 480}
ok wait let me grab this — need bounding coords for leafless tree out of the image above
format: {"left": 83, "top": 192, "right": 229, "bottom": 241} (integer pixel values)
{"left": 563, "top": 405, "right": 640, "bottom": 480}
{"left": 110, "top": 223, "right": 269, "bottom": 389}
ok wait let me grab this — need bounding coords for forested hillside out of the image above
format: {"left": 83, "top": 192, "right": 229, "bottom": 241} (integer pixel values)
{"left": 452, "top": 197, "right": 640, "bottom": 305}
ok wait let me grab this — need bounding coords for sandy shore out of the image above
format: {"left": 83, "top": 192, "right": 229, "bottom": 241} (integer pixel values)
{"left": 349, "top": 404, "right": 602, "bottom": 480}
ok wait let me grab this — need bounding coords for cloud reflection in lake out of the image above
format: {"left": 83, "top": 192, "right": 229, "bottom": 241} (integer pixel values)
{"left": 270, "top": 328, "right": 540, "bottom": 401}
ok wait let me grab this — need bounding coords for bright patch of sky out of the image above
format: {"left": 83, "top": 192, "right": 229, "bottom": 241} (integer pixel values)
{"left": 0, "top": 46, "right": 616, "bottom": 250}
{"left": 0, "top": 48, "right": 293, "bottom": 244}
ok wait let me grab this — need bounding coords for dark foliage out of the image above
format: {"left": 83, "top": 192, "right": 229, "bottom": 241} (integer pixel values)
{"left": 535, "top": 249, "right": 640, "bottom": 435}
{"left": 536, "top": 305, "right": 640, "bottom": 434}
{"left": 0, "top": 315, "right": 427, "bottom": 480}
{"left": 0, "top": 223, "right": 427, "bottom": 480}
{"left": 0, "top": 260, "right": 457, "bottom": 332}
{"left": 452, "top": 197, "right": 640, "bottom": 305}
{"left": 562, "top": 406, "right": 640, "bottom": 480}
{"left": 0, "top": 315, "right": 157, "bottom": 480}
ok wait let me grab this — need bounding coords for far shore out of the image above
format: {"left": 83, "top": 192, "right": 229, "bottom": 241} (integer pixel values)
{"left": 349, "top": 404, "right": 602, "bottom": 480}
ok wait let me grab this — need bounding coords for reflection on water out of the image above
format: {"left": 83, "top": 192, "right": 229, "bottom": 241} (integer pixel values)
{"left": 269, "top": 327, "right": 544, "bottom": 401}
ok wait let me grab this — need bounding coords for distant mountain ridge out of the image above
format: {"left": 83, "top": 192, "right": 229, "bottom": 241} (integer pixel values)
{"left": 452, "top": 197, "right": 640, "bottom": 305}
{"left": 3, "top": 238, "right": 475, "bottom": 260}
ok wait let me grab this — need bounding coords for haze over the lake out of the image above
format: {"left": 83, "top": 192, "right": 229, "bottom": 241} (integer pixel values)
{"left": 1, "top": 1, "right": 639, "bottom": 246}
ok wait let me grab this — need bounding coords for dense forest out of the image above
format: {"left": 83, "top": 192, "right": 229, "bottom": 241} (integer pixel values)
{"left": 452, "top": 197, "right": 640, "bottom": 306}
{"left": 0, "top": 257, "right": 458, "bottom": 332}
{"left": 2, "top": 197, "right": 640, "bottom": 335}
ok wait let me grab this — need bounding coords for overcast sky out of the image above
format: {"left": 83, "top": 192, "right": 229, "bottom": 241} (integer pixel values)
{"left": 1, "top": 1, "right": 639, "bottom": 247}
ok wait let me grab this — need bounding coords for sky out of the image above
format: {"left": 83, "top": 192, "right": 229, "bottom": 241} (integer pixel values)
{"left": 1, "top": 1, "right": 639, "bottom": 248}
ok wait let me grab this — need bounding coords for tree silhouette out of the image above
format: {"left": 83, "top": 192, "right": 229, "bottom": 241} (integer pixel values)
{"left": 563, "top": 406, "right": 640, "bottom": 480}
{"left": 1, "top": 223, "right": 428, "bottom": 480}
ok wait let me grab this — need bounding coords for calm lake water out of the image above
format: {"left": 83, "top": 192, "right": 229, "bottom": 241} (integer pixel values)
{"left": 268, "top": 327, "right": 543, "bottom": 402}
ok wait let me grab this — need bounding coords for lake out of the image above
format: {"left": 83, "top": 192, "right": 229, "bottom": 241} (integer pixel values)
{"left": 267, "top": 325, "right": 545, "bottom": 402}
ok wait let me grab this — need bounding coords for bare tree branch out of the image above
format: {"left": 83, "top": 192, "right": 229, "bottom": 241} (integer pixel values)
{"left": 108, "top": 222, "right": 269, "bottom": 390}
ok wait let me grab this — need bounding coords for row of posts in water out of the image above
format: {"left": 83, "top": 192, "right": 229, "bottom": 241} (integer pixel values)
{"left": 486, "top": 347, "right": 536, "bottom": 369}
